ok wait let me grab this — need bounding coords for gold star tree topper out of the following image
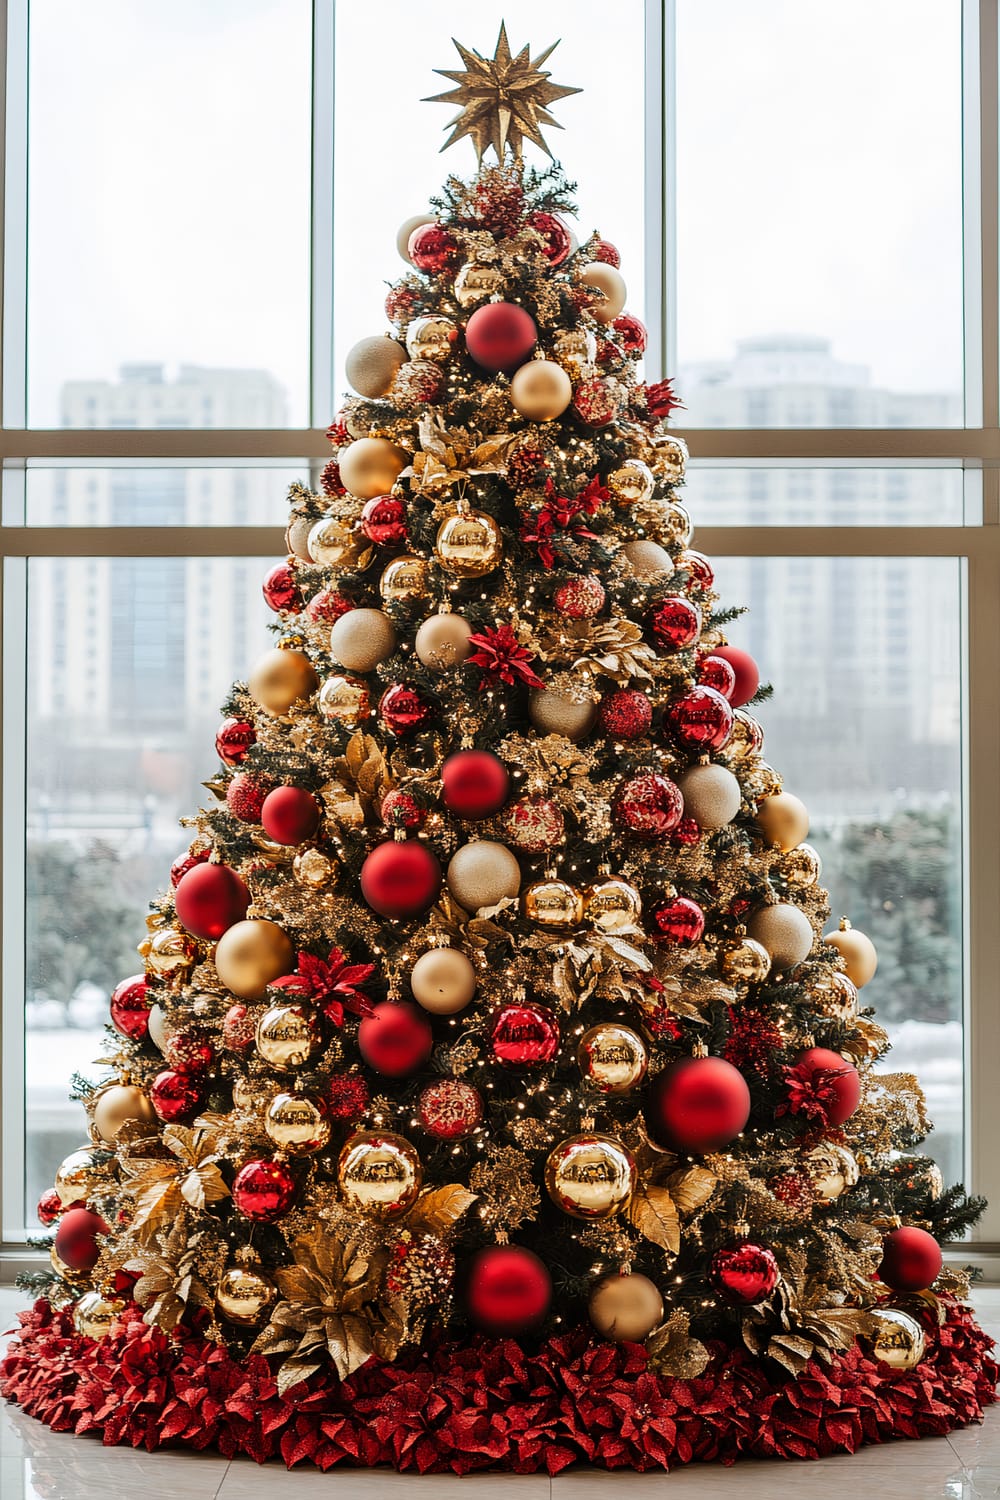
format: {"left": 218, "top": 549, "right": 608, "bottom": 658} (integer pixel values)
{"left": 425, "top": 22, "right": 581, "bottom": 163}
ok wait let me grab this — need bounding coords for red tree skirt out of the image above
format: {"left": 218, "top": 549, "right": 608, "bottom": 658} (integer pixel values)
{"left": 2, "top": 1296, "right": 997, "bottom": 1472}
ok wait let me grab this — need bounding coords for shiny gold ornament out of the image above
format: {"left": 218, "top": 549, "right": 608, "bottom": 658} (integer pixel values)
{"left": 339, "top": 437, "right": 409, "bottom": 500}
{"left": 73, "top": 1290, "right": 124, "bottom": 1339}
{"left": 410, "top": 946, "right": 477, "bottom": 1014}
{"left": 264, "top": 1091, "right": 331, "bottom": 1154}
{"left": 397, "top": 213, "right": 435, "bottom": 262}
{"left": 726, "top": 710, "right": 765, "bottom": 763}
{"left": 651, "top": 435, "right": 689, "bottom": 481}
{"left": 865, "top": 1308, "right": 926, "bottom": 1370}
{"left": 454, "top": 259, "right": 506, "bottom": 307}
{"left": 414, "top": 610, "right": 474, "bottom": 671}
{"left": 54, "top": 1146, "right": 102, "bottom": 1208}
{"left": 781, "top": 842, "right": 823, "bottom": 887}
{"left": 307, "top": 516, "right": 355, "bottom": 568}
{"left": 589, "top": 1272, "right": 664, "bottom": 1342}
{"left": 528, "top": 686, "right": 598, "bottom": 742}
{"left": 380, "top": 554, "right": 430, "bottom": 602}
{"left": 805, "top": 1142, "right": 860, "bottom": 1203}
{"left": 337, "top": 1131, "right": 422, "bottom": 1218}
{"left": 509, "top": 359, "right": 573, "bottom": 421}
{"left": 316, "top": 674, "right": 371, "bottom": 726}
{"left": 255, "top": 1003, "right": 319, "bottom": 1071}
{"left": 717, "top": 936, "right": 772, "bottom": 985}
{"left": 577, "top": 1024, "right": 648, "bottom": 1095}
{"left": 607, "top": 459, "right": 655, "bottom": 508}
{"left": 92, "top": 1083, "right": 156, "bottom": 1145}
{"left": 755, "top": 762, "right": 784, "bottom": 799}
{"left": 544, "top": 1133, "right": 636, "bottom": 1220}
{"left": 756, "top": 792, "right": 810, "bottom": 852}
{"left": 434, "top": 504, "right": 503, "bottom": 576}
{"left": 552, "top": 327, "right": 597, "bottom": 379}
{"left": 621, "top": 538, "right": 673, "bottom": 579}
{"left": 522, "top": 876, "right": 583, "bottom": 929}
{"left": 579, "top": 262, "right": 627, "bottom": 324}
{"left": 215, "top": 919, "right": 294, "bottom": 1000}
{"left": 811, "top": 969, "right": 859, "bottom": 1022}
{"left": 406, "top": 314, "right": 458, "bottom": 364}
{"left": 345, "top": 336, "right": 408, "bottom": 398}
{"left": 583, "top": 876, "right": 642, "bottom": 928}
{"left": 748, "top": 902, "right": 814, "bottom": 971}
{"left": 232, "top": 1075, "right": 259, "bottom": 1112}
{"left": 293, "top": 848, "right": 338, "bottom": 890}
{"left": 447, "top": 840, "right": 521, "bottom": 910}
{"left": 248, "top": 648, "right": 318, "bottom": 716}
{"left": 824, "top": 918, "right": 878, "bottom": 988}
{"left": 216, "top": 1250, "right": 276, "bottom": 1326}
{"left": 143, "top": 925, "right": 196, "bottom": 978}
{"left": 328, "top": 608, "right": 398, "bottom": 673}
{"left": 660, "top": 505, "right": 694, "bottom": 547}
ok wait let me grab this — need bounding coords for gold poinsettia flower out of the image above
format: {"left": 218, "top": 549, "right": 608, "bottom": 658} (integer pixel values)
{"left": 538, "top": 616, "right": 658, "bottom": 685}
{"left": 125, "top": 1217, "right": 220, "bottom": 1332}
{"left": 118, "top": 1121, "right": 229, "bottom": 1240}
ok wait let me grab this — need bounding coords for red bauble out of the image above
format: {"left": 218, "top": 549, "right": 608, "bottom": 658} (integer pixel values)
{"left": 613, "top": 773, "right": 684, "bottom": 841}
{"left": 504, "top": 796, "right": 565, "bottom": 854}
{"left": 169, "top": 847, "right": 209, "bottom": 888}
{"left": 793, "top": 1047, "right": 861, "bottom": 1126}
{"left": 441, "top": 750, "right": 510, "bottom": 820}
{"left": 878, "top": 1226, "right": 943, "bottom": 1293}
{"left": 592, "top": 238, "right": 621, "bottom": 267}
{"left": 599, "top": 689, "right": 652, "bottom": 741}
{"left": 464, "top": 301, "right": 537, "bottom": 373}
{"left": 174, "top": 862, "right": 250, "bottom": 941}
{"left": 666, "top": 686, "right": 734, "bottom": 752}
{"left": 227, "top": 772, "right": 271, "bottom": 824}
{"left": 360, "top": 839, "right": 442, "bottom": 920}
{"left": 360, "top": 495, "right": 408, "bottom": 547}
{"left": 150, "top": 1068, "right": 203, "bottom": 1123}
{"left": 418, "top": 1078, "right": 484, "bottom": 1139}
{"left": 573, "top": 375, "right": 621, "bottom": 426}
{"left": 327, "top": 1072, "right": 371, "bottom": 1120}
{"left": 698, "top": 654, "right": 738, "bottom": 700}
{"left": 651, "top": 896, "right": 705, "bottom": 948}
{"left": 163, "top": 1031, "right": 215, "bottom": 1075}
{"left": 650, "top": 596, "right": 702, "bottom": 652}
{"left": 710, "top": 1241, "right": 780, "bottom": 1305}
{"left": 54, "top": 1207, "right": 109, "bottom": 1273}
{"left": 679, "top": 550, "right": 715, "bottom": 590}
{"left": 232, "top": 1159, "right": 296, "bottom": 1222}
{"left": 37, "top": 1188, "right": 64, "bottom": 1226}
{"left": 261, "top": 786, "right": 322, "bottom": 846}
{"left": 385, "top": 285, "right": 417, "bottom": 324}
{"left": 671, "top": 817, "right": 702, "bottom": 848}
{"left": 465, "top": 1245, "right": 552, "bottom": 1335}
{"left": 320, "top": 457, "right": 346, "bottom": 496}
{"left": 358, "top": 1001, "right": 434, "bottom": 1078}
{"left": 379, "top": 683, "right": 433, "bottom": 737}
{"left": 222, "top": 1002, "right": 257, "bottom": 1054}
{"left": 612, "top": 313, "right": 648, "bottom": 357}
{"left": 215, "top": 718, "right": 256, "bottom": 768}
{"left": 408, "top": 222, "right": 459, "bottom": 274}
{"left": 381, "top": 789, "right": 427, "bottom": 831}
{"left": 490, "top": 1001, "right": 560, "bottom": 1068}
{"left": 262, "top": 562, "right": 301, "bottom": 614}
{"left": 554, "top": 575, "right": 605, "bottom": 619}
{"left": 526, "top": 210, "right": 572, "bottom": 266}
{"left": 306, "top": 588, "right": 353, "bottom": 625}
{"left": 646, "top": 1055, "right": 751, "bottom": 1152}
{"left": 109, "top": 975, "right": 152, "bottom": 1040}
{"left": 712, "top": 645, "right": 760, "bottom": 708}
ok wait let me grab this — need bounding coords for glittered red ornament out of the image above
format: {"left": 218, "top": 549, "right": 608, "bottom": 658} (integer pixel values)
{"left": 327, "top": 1072, "right": 371, "bottom": 1120}
{"left": 769, "top": 1170, "right": 815, "bottom": 1215}
{"left": 215, "top": 718, "right": 256, "bottom": 768}
{"left": 227, "top": 772, "right": 271, "bottom": 824}
{"left": 262, "top": 562, "right": 301, "bottom": 614}
{"left": 507, "top": 445, "right": 549, "bottom": 492}
{"left": 646, "top": 1055, "right": 751, "bottom": 1153}
{"left": 679, "top": 550, "right": 715, "bottom": 590}
{"left": 54, "top": 1207, "right": 109, "bottom": 1273}
{"left": 554, "top": 574, "right": 605, "bottom": 619}
{"left": 408, "top": 222, "right": 459, "bottom": 274}
{"left": 441, "top": 750, "right": 510, "bottom": 820}
{"left": 418, "top": 1078, "right": 484, "bottom": 1139}
{"left": 232, "top": 1158, "right": 296, "bottom": 1222}
{"left": 490, "top": 1000, "right": 560, "bottom": 1068}
{"left": 599, "top": 689, "right": 652, "bottom": 741}
{"left": 222, "top": 1002, "right": 257, "bottom": 1054}
{"left": 710, "top": 1241, "right": 779, "bottom": 1305}
{"left": 379, "top": 683, "right": 433, "bottom": 737}
{"left": 150, "top": 1068, "right": 203, "bottom": 1123}
{"left": 381, "top": 788, "right": 426, "bottom": 831}
{"left": 792, "top": 1047, "right": 861, "bottom": 1126}
{"left": 361, "top": 495, "right": 408, "bottom": 547}
{"left": 698, "top": 654, "right": 738, "bottom": 700}
{"left": 109, "top": 975, "right": 152, "bottom": 1040}
{"left": 306, "top": 588, "right": 353, "bottom": 625}
{"left": 712, "top": 645, "right": 760, "bottom": 708}
{"left": 504, "top": 796, "right": 565, "bottom": 854}
{"left": 572, "top": 374, "right": 621, "bottom": 426}
{"left": 320, "top": 457, "right": 346, "bottom": 497}
{"left": 612, "top": 313, "right": 648, "bottom": 357}
{"left": 650, "top": 596, "right": 702, "bottom": 652}
{"left": 465, "top": 1245, "right": 551, "bottom": 1336}
{"left": 174, "top": 862, "right": 250, "bottom": 941}
{"left": 36, "top": 1188, "right": 64, "bottom": 1226}
{"left": 163, "top": 1031, "right": 215, "bottom": 1075}
{"left": 651, "top": 896, "right": 705, "bottom": 948}
{"left": 464, "top": 301, "right": 537, "bottom": 373}
{"left": 358, "top": 1001, "right": 434, "bottom": 1078}
{"left": 613, "top": 773, "right": 684, "bottom": 841}
{"left": 385, "top": 285, "right": 417, "bottom": 324}
{"left": 261, "top": 786, "right": 322, "bottom": 846}
{"left": 592, "top": 238, "right": 621, "bottom": 267}
{"left": 359, "top": 839, "right": 442, "bottom": 920}
{"left": 394, "top": 360, "right": 445, "bottom": 408}
{"left": 878, "top": 1226, "right": 943, "bottom": 1293}
{"left": 671, "top": 817, "right": 702, "bottom": 848}
{"left": 526, "top": 210, "right": 572, "bottom": 266}
{"left": 666, "top": 686, "right": 734, "bottom": 752}
{"left": 169, "top": 847, "right": 209, "bottom": 888}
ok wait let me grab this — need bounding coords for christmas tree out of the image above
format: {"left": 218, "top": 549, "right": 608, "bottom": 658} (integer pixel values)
{"left": 3, "top": 25, "right": 996, "bottom": 1472}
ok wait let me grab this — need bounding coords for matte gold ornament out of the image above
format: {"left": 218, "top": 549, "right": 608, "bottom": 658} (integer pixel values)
{"left": 552, "top": 327, "right": 597, "bottom": 379}
{"left": 522, "top": 876, "right": 583, "bottom": 929}
{"left": 607, "top": 459, "right": 655, "bottom": 508}
{"left": 307, "top": 515, "right": 355, "bottom": 568}
{"left": 718, "top": 936, "right": 772, "bottom": 985}
{"left": 805, "top": 1142, "right": 860, "bottom": 1203}
{"left": 509, "top": 359, "right": 573, "bottom": 421}
{"left": 677, "top": 764, "right": 742, "bottom": 831}
{"left": 345, "top": 336, "right": 408, "bottom": 398}
{"left": 397, "top": 213, "right": 435, "bottom": 262}
{"left": 264, "top": 1091, "right": 331, "bottom": 1154}
{"left": 747, "top": 903, "right": 814, "bottom": 971}
{"left": 811, "top": 969, "right": 859, "bottom": 1022}
{"left": 544, "top": 1133, "right": 636, "bottom": 1219}
{"left": 317, "top": 674, "right": 371, "bottom": 726}
{"left": 726, "top": 710, "right": 765, "bottom": 763}
{"left": 337, "top": 1131, "right": 422, "bottom": 1218}
{"left": 248, "top": 648, "right": 318, "bottom": 716}
{"left": 528, "top": 686, "right": 598, "bottom": 742}
{"left": 866, "top": 1308, "right": 926, "bottom": 1370}
{"left": 454, "top": 259, "right": 506, "bottom": 307}
{"left": 339, "top": 438, "right": 409, "bottom": 500}
{"left": 660, "top": 505, "right": 694, "bottom": 547}
{"left": 824, "top": 918, "right": 878, "bottom": 988}
{"left": 756, "top": 792, "right": 810, "bottom": 852}
{"left": 216, "top": 1254, "right": 277, "bottom": 1326}
{"left": 577, "top": 1023, "right": 648, "bottom": 1095}
{"left": 651, "top": 435, "right": 689, "bottom": 481}
{"left": 410, "top": 946, "right": 477, "bottom": 1014}
{"left": 215, "top": 919, "right": 295, "bottom": 1000}
{"left": 380, "top": 554, "right": 430, "bottom": 601}
{"left": 406, "top": 314, "right": 458, "bottom": 364}
{"left": 579, "top": 262, "right": 627, "bottom": 324}
{"left": 285, "top": 512, "right": 314, "bottom": 561}
{"left": 781, "top": 842, "right": 823, "bottom": 887}
{"left": 414, "top": 610, "right": 474, "bottom": 671}
{"left": 147, "top": 1002, "right": 170, "bottom": 1052}
{"left": 92, "top": 1083, "right": 156, "bottom": 1145}
{"left": 583, "top": 876, "right": 642, "bottom": 928}
{"left": 434, "top": 504, "right": 502, "bottom": 576}
{"left": 328, "top": 608, "right": 398, "bottom": 673}
{"left": 589, "top": 1271, "right": 664, "bottom": 1341}
{"left": 54, "top": 1146, "right": 102, "bottom": 1208}
{"left": 255, "top": 1003, "right": 320, "bottom": 1071}
{"left": 622, "top": 538, "right": 673, "bottom": 579}
{"left": 73, "top": 1290, "right": 125, "bottom": 1339}
{"left": 293, "top": 847, "right": 338, "bottom": 889}
{"left": 143, "top": 926, "right": 196, "bottom": 978}
{"left": 447, "top": 840, "right": 521, "bottom": 911}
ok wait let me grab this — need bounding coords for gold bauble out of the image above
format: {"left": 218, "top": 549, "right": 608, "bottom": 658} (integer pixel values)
{"left": 254, "top": 1002, "right": 319, "bottom": 1070}
{"left": 328, "top": 608, "right": 398, "bottom": 673}
{"left": 726, "top": 710, "right": 765, "bottom": 763}
{"left": 756, "top": 792, "right": 810, "bottom": 852}
{"left": 217, "top": 1255, "right": 276, "bottom": 1326}
{"left": 285, "top": 512, "right": 314, "bottom": 561}
{"left": 339, "top": 438, "right": 408, "bottom": 500}
{"left": 397, "top": 213, "right": 434, "bottom": 262}
{"left": 781, "top": 842, "right": 823, "bottom": 887}
{"left": 410, "top": 946, "right": 477, "bottom": 1014}
{"left": 866, "top": 1308, "right": 926, "bottom": 1370}
{"left": 405, "top": 315, "right": 457, "bottom": 364}
{"left": 73, "top": 1290, "right": 125, "bottom": 1340}
{"left": 677, "top": 764, "right": 742, "bottom": 831}
{"left": 380, "top": 554, "right": 429, "bottom": 602}
{"left": 651, "top": 435, "right": 690, "bottom": 482}
{"left": 528, "top": 687, "right": 598, "bottom": 742}
{"left": 824, "top": 920, "right": 879, "bottom": 988}
{"left": 747, "top": 903, "right": 814, "bottom": 971}
{"left": 293, "top": 848, "right": 338, "bottom": 890}
{"left": 717, "top": 936, "right": 772, "bottom": 985}
{"left": 414, "top": 611, "right": 474, "bottom": 671}
{"left": 579, "top": 262, "right": 627, "bottom": 324}
{"left": 232, "top": 1074, "right": 259, "bottom": 1112}
{"left": 316, "top": 673, "right": 371, "bottom": 725}
{"left": 509, "top": 359, "right": 573, "bottom": 422}
{"left": 143, "top": 925, "right": 196, "bottom": 977}
{"left": 248, "top": 648, "right": 318, "bottom": 716}
{"left": 544, "top": 1133, "right": 636, "bottom": 1219}
{"left": 607, "top": 459, "right": 655, "bottom": 508}
{"left": 583, "top": 876, "right": 642, "bottom": 928}
{"left": 447, "top": 840, "right": 521, "bottom": 911}
{"left": 661, "top": 505, "right": 694, "bottom": 547}
{"left": 307, "top": 516, "right": 355, "bottom": 567}
{"left": 811, "top": 969, "right": 859, "bottom": 1022}
{"left": 588, "top": 1272, "right": 664, "bottom": 1342}
{"left": 264, "top": 1091, "right": 331, "bottom": 1154}
{"left": 345, "top": 336, "right": 407, "bottom": 398}
{"left": 522, "top": 876, "right": 583, "bottom": 930}
{"left": 54, "top": 1146, "right": 101, "bottom": 1208}
{"left": 338, "top": 1131, "right": 422, "bottom": 1218}
{"left": 577, "top": 1024, "right": 648, "bottom": 1095}
{"left": 454, "top": 259, "right": 506, "bottom": 307}
{"left": 434, "top": 506, "right": 503, "bottom": 576}
{"left": 755, "top": 762, "right": 784, "bottom": 799}
{"left": 215, "top": 919, "right": 294, "bottom": 1000}
{"left": 92, "top": 1083, "right": 156, "bottom": 1145}
{"left": 147, "top": 1002, "right": 170, "bottom": 1052}
{"left": 805, "top": 1142, "right": 860, "bottom": 1203}
{"left": 621, "top": 538, "right": 673, "bottom": 579}
{"left": 552, "top": 327, "right": 598, "bottom": 379}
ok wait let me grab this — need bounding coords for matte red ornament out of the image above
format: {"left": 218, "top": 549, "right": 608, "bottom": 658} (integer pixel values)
{"left": 360, "top": 495, "right": 408, "bottom": 547}
{"left": 360, "top": 839, "right": 442, "bottom": 920}
{"left": 358, "top": 1001, "right": 434, "bottom": 1078}
{"left": 666, "top": 686, "right": 734, "bottom": 752}
{"left": 379, "top": 683, "right": 433, "bottom": 737}
{"left": 613, "top": 773, "right": 684, "bottom": 841}
{"left": 599, "top": 689, "right": 652, "bottom": 741}
{"left": 109, "top": 975, "right": 152, "bottom": 1041}
{"left": 793, "top": 1046, "right": 861, "bottom": 1126}
{"left": 215, "top": 718, "right": 256, "bottom": 768}
{"left": 54, "top": 1207, "right": 109, "bottom": 1273}
{"left": 36, "top": 1188, "right": 64, "bottom": 1226}
{"left": 464, "top": 301, "right": 537, "bottom": 373}
{"left": 227, "top": 772, "right": 271, "bottom": 824}
{"left": 261, "top": 786, "right": 322, "bottom": 846}
{"left": 698, "top": 654, "right": 738, "bottom": 700}
{"left": 712, "top": 645, "right": 760, "bottom": 708}
{"left": 592, "top": 238, "right": 621, "bottom": 267}
{"left": 174, "top": 862, "right": 250, "bottom": 941}
{"left": 222, "top": 1002, "right": 257, "bottom": 1054}
{"left": 232, "top": 1158, "right": 296, "bottom": 1222}
{"left": 163, "top": 1031, "right": 215, "bottom": 1076}
{"left": 671, "top": 817, "right": 702, "bottom": 848}
{"left": 441, "top": 750, "right": 510, "bottom": 820}
{"left": 650, "top": 596, "right": 702, "bottom": 652}
{"left": 572, "top": 375, "right": 621, "bottom": 426}
{"left": 381, "top": 789, "right": 426, "bottom": 831}
{"left": 306, "top": 588, "right": 353, "bottom": 625}
{"left": 262, "top": 562, "right": 301, "bottom": 614}
{"left": 651, "top": 896, "right": 705, "bottom": 948}
{"left": 418, "top": 1078, "right": 484, "bottom": 1139}
{"left": 646, "top": 1055, "right": 751, "bottom": 1152}
{"left": 878, "top": 1226, "right": 943, "bottom": 1293}
{"left": 554, "top": 575, "right": 605, "bottom": 619}
{"left": 169, "top": 847, "right": 209, "bottom": 888}
{"left": 408, "top": 222, "right": 459, "bottom": 274}
{"left": 465, "top": 1245, "right": 552, "bottom": 1335}
{"left": 150, "top": 1068, "right": 203, "bottom": 1123}
{"left": 504, "top": 796, "right": 565, "bottom": 854}
{"left": 710, "top": 1241, "right": 780, "bottom": 1305}
{"left": 490, "top": 1000, "right": 560, "bottom": 1068}
{"left": 612, "top": 313, "right": 648, "bottom": 357}
{"left": 526, "top": 210, "right": 572, "bottom": 266}
{"left": 679, "top": 550, "right": 715, "bottom": 589}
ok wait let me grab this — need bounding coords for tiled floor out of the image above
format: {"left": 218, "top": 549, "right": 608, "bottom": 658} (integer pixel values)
{"left": 2, "top": 1288, "right": 999, "bottom": 1498}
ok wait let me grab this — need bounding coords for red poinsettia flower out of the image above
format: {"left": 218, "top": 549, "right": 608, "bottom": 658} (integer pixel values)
{"left": 519, "top": 477, "right": 606, "bottom": 569}
{"left": 271, "top": 946, "right": 376, "bottom": 1026}
{"left": 467, "top": 624, "right": 545, "bottom": 691}
{"left": 645, "top": 378, "right": 684, "bottom": 421}
{"left": 777, "top": 1057, "right": 852, "bottom": 1126}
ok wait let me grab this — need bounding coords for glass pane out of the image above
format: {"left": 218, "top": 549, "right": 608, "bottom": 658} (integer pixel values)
{"left": 332, "top": 1, "right": 647, "bottom": 397}
{"left": 26, "top": 1, "right": 312, "bottom": 426}
{"left": 685, "top": 466, "right": 966, "bottom": 526}
{"left": 713, "top": 555, "right": 964, "bottom": 1183}
{"left": 23, "top": 462, "right": 309, "bottom": 527}
{"left": 24, "top": 555, "right": 271, "bottom": 1223}
{"left": 675, "top": 1, "right": 963, "bottom": 427}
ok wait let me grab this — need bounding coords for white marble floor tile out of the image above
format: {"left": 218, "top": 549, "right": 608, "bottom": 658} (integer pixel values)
{"left": 218, "top": 1465, "right": 549, "bottom": 1500}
